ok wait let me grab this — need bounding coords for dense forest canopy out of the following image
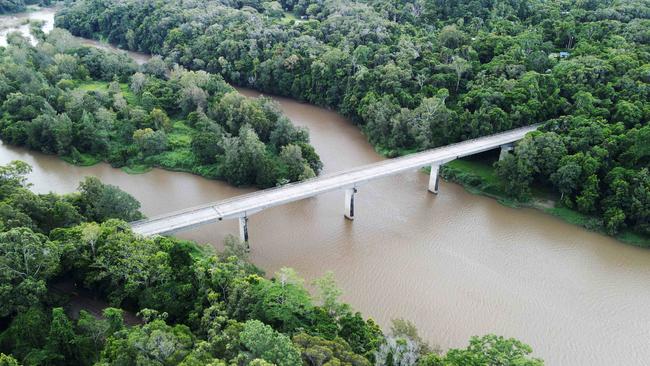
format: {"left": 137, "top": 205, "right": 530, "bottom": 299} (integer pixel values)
{"left": 56, "top": 0, "right": 650, "bottom": 237}
{"left": 0, "top": 29, "right": 322, "bottom": 188}
{"left": 0, "top": 161, "right": 544, "bottom": 365}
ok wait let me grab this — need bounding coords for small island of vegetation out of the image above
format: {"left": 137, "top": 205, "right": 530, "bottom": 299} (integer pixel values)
{"left": 0, "top": 29, "right": 322, "bottom": 188}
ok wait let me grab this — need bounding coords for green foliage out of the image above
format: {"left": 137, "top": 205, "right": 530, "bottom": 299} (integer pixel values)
{"left": 0, "top": 353, "right": 19, "bottom": 366}
{"left": 239, "top": 320, "right": 302, "bottom": 366}
{"left": 338, "top": 312, "right": 383, "bottom": 357}
{"left": 442, "top": 334, "right": 543, "bottom": 366}
{"left": 0, "top": 227, "right": 60, "bottom": 317}
{"left": 76, "top": 176, "right": 143, "bottom": 222}
{"left": 100, "top": 318, "right": 196, "bottom": 365}
{"left": 0, "top": 161, "right": 545, "bottom": 364}
{"left": 53, "top": 0, "right": 650, "bottom": 234}
{"left": 293, "top": 332, "right": 370, "bottom": 366}
{"left": 0, "top": 33, "right": 320, "bottom": 188}
{"left": 312, "top": 271, "right": 348, "bottom": 317}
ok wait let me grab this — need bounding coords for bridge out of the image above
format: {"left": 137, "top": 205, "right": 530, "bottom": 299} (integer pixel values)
{"left": 130, "top": 125, "right": 539, "bottom": 246}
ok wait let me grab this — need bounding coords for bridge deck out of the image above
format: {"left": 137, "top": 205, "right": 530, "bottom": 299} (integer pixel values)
{"left": 131, "top": 125, "right": 539, "bottom": 236}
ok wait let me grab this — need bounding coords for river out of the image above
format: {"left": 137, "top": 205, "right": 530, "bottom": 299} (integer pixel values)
{"left": 2, "top": 8, "right": 650, "bottom": 366}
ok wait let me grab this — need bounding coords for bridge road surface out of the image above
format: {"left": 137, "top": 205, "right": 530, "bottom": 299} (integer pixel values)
{"left": 130, "top": 125, "right": 539, "bottom": 237}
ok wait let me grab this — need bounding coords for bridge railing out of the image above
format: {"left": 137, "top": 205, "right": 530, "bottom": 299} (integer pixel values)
{"left": 130, "top": 124, "right": 540, "bottom": 228}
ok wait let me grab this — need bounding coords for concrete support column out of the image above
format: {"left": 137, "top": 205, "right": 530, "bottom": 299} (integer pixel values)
{"left": 499, "top": 143, "right": 515, "bottom": 161}
{"left": 238, "top": 216, "right": 249, "bottom": 250}
{"left": 428, "top": 164, "right": 440, "bottom": 194}
{"left": 344, "top": 188, "right": 357, "bottom": 220}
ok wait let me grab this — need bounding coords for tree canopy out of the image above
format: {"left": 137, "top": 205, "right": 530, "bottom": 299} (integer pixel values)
{"left": 0, "top": 30, "right": 321, "bottom": 188}
{"left": 53, "top": 0, "right": 650, "bottom": 235}
{"left": 0, "top": 161, "right": 544, "bottom": 364}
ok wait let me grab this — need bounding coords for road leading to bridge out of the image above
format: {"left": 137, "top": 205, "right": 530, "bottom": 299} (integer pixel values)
{"left": 131, "top": 125, "right": 539, "bottom": 237}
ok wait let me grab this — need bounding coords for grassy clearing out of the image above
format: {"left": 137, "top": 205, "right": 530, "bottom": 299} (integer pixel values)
{"left": 61, "top": 152, "right": 101, "bottom": 166}
{"left": 75, "top": 80, "right": 108, "bottom": 92}
{"left": 75, "top": 80, "right": 136, "bottom": 104}
{"left": 283, "top": 11, "right": 297, "bottom": 20}
{"left": 155, "top": 149, "right": 195, "bottom": 171}
{"left": 122, "top": 164, "right": 152, "bottom": 174}
{"left": 167, "top": 120, "right": 193, "bottom": 148}
{"left": 616, "top": 231, "right": 650, "bottom": 248}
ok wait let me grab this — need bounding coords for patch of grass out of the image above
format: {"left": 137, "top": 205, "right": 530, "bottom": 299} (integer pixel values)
{"left": 192, "top": 164, "right": 221, "bottom": 179}
{"left": 544, "top": 206, "right": 650, "bottom": 247}
{"left": 119, "top": 83, "right": 137, "bottom": 105}
{"left": 168, "top": 133, "right": 192, "bottom": 148}
{"left": 617, "top": 231, "right": 650, "bottom": 247}
{"left": 445, "top": 159, "right": 501, "bottom": 186}
{"left": 155, "top": 149, "right": 196, "bottom": 171}
{"left": 75, "top": 80, "right": 109, "bottom": 92}
{"left": 61, "top": 153, "right": 101, "bottom": 166}
{"left": 122, "top": 164, "right": 152, "bottom": 174}
{"left": 544, "top": 206, "right": 599, "bottom": 228}
{"left": 168, "top": 121, "right": 194, "bottom": 148}
{"left": 74, "top": 80, "right": 136, "bottom": 104}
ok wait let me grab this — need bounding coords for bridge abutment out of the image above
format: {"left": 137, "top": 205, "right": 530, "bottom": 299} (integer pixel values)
{"left": 428, "top": 164, "right": 440, "bottom": 194}
{"left": 499, "top": 143, "right": 515, "bottom": 161}
{"left": 239, "top": 216, "right": 249, "bottom": 250}
{"left": 344, "top": 188, "right": 357, "bottom": 220}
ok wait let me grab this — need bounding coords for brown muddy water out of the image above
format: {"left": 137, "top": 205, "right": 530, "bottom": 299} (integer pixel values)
{"left": 2, "top": 8, "right": 650, "bottom": 366}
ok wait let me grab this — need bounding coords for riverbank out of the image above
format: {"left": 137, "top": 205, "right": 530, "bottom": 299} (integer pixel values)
{"left": 6, "top": 8, "right": 650, "bottom": 364}
{"left": 436, "top": 154, "right": 650, "bottom": 247}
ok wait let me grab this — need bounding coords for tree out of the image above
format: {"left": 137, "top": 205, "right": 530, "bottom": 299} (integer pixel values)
{"left": 280, "top": 144, "right": 315, "bottom": 181}
{"left": 191, "top": 132, "right": 225, "bottom": 164}
{"left": 293, "top": 332, "right": 370, "bottom": 366}
{"left": 338, "top": 312, "right": 383, "bottom": 357}
{"left": 0, "top": 306, "right": 49, "bottom": 361}
{"left": 239, "top": 320, "right": 302, "bottom": 366}
{"left": 450, "top": 56, "right": 470, "bottom": 92}
{"left": 495, "top": 154, "right": 533, "bottom": 200}
{"left": 0, "top": 354, "right": 19, "bottom": 366}
{"left": 221, "top": 125, "right": 267, "bottom": 186}
{"left": 438, "top": 25, "right": 467, "bottom": 49}
{"left": 551, "top": 159, "right": 582, "bottom": 204}
{"left": 250, "top": 268, "right": 313, "bottom": 332}
{"left": 0, "top": 160, "right": 31, "bottom": 197}
{"left": 76, "top": 176, "right": 143, "bottom": 222}
{"left": 312, "top": 271, "right": 347, "bottom": 317}
{"left": 99, "top": 319, "right": 195, "bottom": 365}
{"left": 0, "top": 227, "right": 60, "bottom": 317}
{"left": 575, "top": 174, "right": 599, "bottom": 214}
{"left": 76, "top": 310, "right": 111, "bottom": 362}
{"left": 44, "top": 307, "right": 80, "bottom": 365}
{"left": 130, "top": 72, "right": 147, "bottom": 95}
{"left": 142, "top": 55, "right": 169, "bottom": 78}
{"left": 146, "top": 108, "right": 172, "bottom": 131}
{"left": 84, "top": 221, "right": 170, "bottom": 304}
{"left": 133, "top": 128, "right": 168, "bottom": 156}
{"left": 443, "top": 334, "right": 543, "bottom": 366}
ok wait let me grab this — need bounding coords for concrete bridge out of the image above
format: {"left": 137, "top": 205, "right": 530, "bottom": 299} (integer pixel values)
{"left": 130, "top": 125, "right": 539, "bottom": 245}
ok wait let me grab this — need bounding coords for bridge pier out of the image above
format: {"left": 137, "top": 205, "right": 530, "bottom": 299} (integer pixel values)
{"left": 344, "top": 188, "right": 357, "bottom": 220}
{"left": 238, "top": 216, "right": 249, "bottom": 250}
{"left": 428, "top": 164, "right": 440, "bottom": 194}
{"left": 499, "top": 143, "right": 515, "bottom": 161}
